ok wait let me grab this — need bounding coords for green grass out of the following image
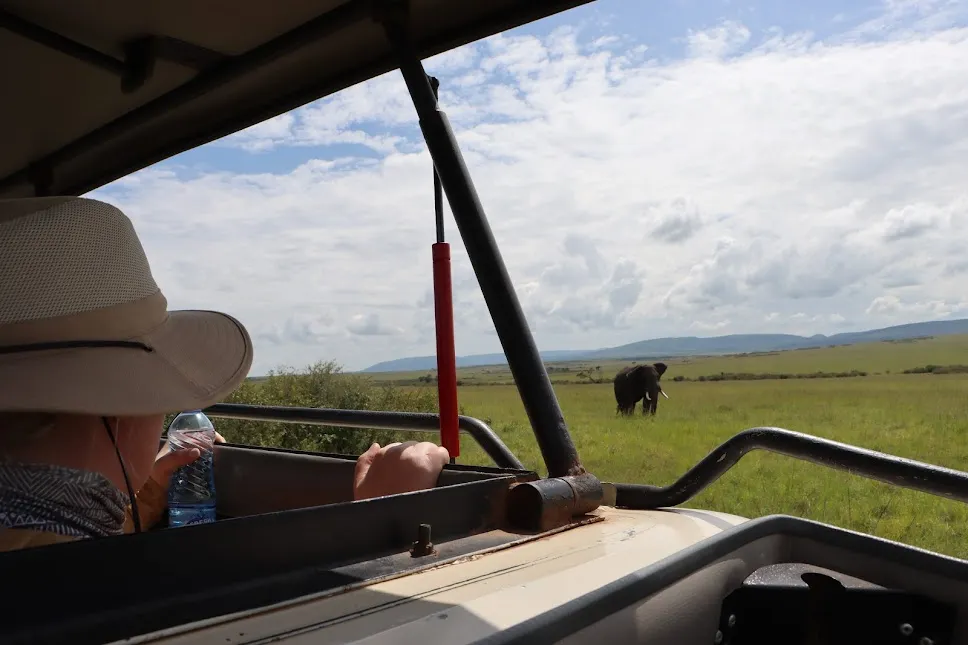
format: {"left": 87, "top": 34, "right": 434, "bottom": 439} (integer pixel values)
{"left": 355, "top": 336, "right": 968, "bottom": 559}
{"left": 239, "top": 335, "right": 968, "bottom": 559}
{"left": 449, "top": 375, "right": 968, "bottom": 559}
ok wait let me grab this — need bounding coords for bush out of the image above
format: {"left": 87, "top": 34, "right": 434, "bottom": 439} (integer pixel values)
{"left": 164, "top": 361, "right": 439, "bottom": 456}
{"left": 903, "top": 364, "right": 968, "bottom": 375}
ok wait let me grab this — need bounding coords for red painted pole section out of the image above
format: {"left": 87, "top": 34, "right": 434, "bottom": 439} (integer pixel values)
{"left": 432, "top": 242, "right": 460, "bottom": 458}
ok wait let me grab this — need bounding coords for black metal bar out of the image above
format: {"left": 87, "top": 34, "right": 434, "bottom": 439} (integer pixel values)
{"left": 429, "top": 76, "right": 445, "bottom": 244}
{"left": 128, "top": 35, "right": 228, "bottom": 71}
{"left": 614, "top": 427, "right": 968, "bottom": 509}
{"left": 203, "top": 403, "right": 525, "bottom": 470}
{"left": 119, "top": 35, "right": 228, "bottom": 94}
{"left": 507, "top": 473, "right": 603, "bottom": 531}
{"left": 0, "top": 9, "right": 127, "bottom": 76}
{"left": 381, "top": 18, "right": 582, "bottom": 479}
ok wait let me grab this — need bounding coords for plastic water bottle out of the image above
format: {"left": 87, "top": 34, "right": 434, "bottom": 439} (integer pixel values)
{"left": 167, "top": 410, "right": 217, "bottom": 527}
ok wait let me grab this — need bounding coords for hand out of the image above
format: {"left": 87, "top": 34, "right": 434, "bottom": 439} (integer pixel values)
{"left": 150, "top": 431, "right": 225, "bottom": 488}
{"left": 353, "top": 441, "right": 450, "bottom": 501}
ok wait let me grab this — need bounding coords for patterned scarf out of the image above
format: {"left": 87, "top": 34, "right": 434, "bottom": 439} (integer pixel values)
{"left": 0, "top": 461, "right": 127, "bottom": 539}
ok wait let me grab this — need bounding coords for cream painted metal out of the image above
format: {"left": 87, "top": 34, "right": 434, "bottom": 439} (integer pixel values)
{"left": 126, "top": 506, "right": 747, "bottom": 645}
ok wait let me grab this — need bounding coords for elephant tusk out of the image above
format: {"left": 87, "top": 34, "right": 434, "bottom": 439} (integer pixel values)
{"left": 645, "top": 392, "right": 651, "bottom": 401}
{"left": 661, "top": 390, "right": 669, "bottom": 399}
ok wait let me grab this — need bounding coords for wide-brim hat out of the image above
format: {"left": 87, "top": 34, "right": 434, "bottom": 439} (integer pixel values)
{"left": 0, "top": 197, "right": 253, "bottom": 416}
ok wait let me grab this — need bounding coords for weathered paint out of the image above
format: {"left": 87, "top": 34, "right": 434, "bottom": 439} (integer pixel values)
{"left": 133, "top": 506, "right": 747, "bottom": 645}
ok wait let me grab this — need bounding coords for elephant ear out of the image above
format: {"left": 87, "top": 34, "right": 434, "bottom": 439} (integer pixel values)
{"left": 654, "top": 362, "right": 668, "bottom": 378}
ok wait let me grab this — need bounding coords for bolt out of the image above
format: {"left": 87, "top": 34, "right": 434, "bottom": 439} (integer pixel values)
{"left": 728, "top": 614, "right": 736, "bottom": 628}
{"left": 900, "top": 624, "right": 913, "bottom": 636}
{"left": 410, "top": 523, "right": 435, "bottom": 557}
{"left": 714, "top": 630, "right": 723, "bottom": 644}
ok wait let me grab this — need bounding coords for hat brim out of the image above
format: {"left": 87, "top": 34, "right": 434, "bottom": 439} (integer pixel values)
{"left": 0, "top": 310, "right": 253, "bottom": 416}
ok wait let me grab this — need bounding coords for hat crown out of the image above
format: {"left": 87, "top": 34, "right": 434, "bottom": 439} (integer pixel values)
{"left": 0, "top": 198, "right": 159, "bottom": 327}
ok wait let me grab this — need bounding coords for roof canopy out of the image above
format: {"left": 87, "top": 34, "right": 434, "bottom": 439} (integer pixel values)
{"left": 0, "top": 0, "right": 590, "bottom": 199}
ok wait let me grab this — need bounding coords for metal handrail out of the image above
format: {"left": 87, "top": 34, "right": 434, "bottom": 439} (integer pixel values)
{"left": 203, "top": 403, "right": 526, "bottom": 470}
{"left": 614, "top": 427, "right": 968, "bottom": 509}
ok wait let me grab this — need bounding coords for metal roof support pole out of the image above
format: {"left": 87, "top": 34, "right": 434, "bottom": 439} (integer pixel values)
{"left": 380, "top": 17, "right": 583, "bottom": 478}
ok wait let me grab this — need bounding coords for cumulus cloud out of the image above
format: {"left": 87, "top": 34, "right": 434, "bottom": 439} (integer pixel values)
{"left": 685, "top": 20, "right": 752, "bottom": 58}
{"left": 90, "top": 3, "right": 968, "bottom": 372}
{"left": 347, "top": 313, "right": 403, "bottom": 337}
{"left": 649, "top": 198, "right": 705, "bottom": 244}
{"left": 866, "top": 295, "right": 968, "bottom": 319}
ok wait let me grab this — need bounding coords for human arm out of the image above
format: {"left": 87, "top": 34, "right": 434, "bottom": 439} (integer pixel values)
{"left": 353, "top": 440, "right": 450, "bottom": 501}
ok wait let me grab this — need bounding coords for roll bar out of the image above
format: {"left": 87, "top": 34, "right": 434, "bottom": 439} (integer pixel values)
{"left": 614, "top": 427, "right": 968, "bottom": 509}
{"left": 204, "top": 403, "right": 525, "bottom": 470}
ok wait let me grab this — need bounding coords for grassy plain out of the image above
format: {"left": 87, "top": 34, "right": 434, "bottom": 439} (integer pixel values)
{"left": 376, "top": 335, "right": 968, "bottom": 558}
{"left": 369, "top": 333, "right": 968, "bottom": 385}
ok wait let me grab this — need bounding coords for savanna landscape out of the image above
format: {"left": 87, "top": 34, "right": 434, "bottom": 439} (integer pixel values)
{"left": 215, "top": 333, "right": 968, "bottom": 559}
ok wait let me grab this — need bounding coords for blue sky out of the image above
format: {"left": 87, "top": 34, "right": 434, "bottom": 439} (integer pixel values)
{"left": 124, "top": 0, "right": 897, "bottom": 176}
{"left": 95, "top": 0, "right": 968, "bottom": 373}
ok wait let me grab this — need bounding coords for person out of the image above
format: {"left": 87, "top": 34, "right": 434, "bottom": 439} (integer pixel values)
{"left": 0, "top": 196, "right": 450, "bottom": 552}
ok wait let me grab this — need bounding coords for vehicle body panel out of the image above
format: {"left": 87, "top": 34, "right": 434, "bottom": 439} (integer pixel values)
{"left": 130, "top": 506, "right": 748, "bottom": 644}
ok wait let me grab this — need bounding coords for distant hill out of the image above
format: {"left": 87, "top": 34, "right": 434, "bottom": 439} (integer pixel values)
{"left": 359, "top": 318, "right": 968, "bottom": 373}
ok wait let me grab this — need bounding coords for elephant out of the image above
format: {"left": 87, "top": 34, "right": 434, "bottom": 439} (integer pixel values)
{"left": 613, "top": 362, "right": 669, "bottom": 416}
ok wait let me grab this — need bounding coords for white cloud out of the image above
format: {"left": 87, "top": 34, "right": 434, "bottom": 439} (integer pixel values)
{"left": 866, "top": 295, "right": 968, "bottom": 319}
{"left": 347, "top": 313, "right": 404, "bottom": 337}
{"left": 691, "top": 319, "right": 731, "bottom": 331}
{"left": 91, "top": 5, "right": 968, "bottom": 373}
{"left": 685, "top": 20, "right": 752, "bottom": 58}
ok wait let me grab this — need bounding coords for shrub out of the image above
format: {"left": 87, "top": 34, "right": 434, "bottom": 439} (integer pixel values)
{"left": 164, "top": 360, "right": 439, "bottom": 456}
{"left": 903, "top": 364, "right": 968, "bottom": 375}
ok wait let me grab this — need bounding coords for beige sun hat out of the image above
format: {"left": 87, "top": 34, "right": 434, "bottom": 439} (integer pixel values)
{"left": 0, "top": 197, "right": 254, "bottom": 416}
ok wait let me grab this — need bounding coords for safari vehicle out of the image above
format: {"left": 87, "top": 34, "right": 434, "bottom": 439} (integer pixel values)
{"left": 3, "top": 1, "right": 968, "bottom": 644}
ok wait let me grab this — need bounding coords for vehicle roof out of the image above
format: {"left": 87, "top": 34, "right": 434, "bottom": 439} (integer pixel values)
{"left": 0, "top": 0, "right": 591, "bottom": 200}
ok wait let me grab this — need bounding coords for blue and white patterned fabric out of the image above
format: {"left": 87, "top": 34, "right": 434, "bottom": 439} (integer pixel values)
{"left": 0, "top": 461, "right": 127, "bottom": 538}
